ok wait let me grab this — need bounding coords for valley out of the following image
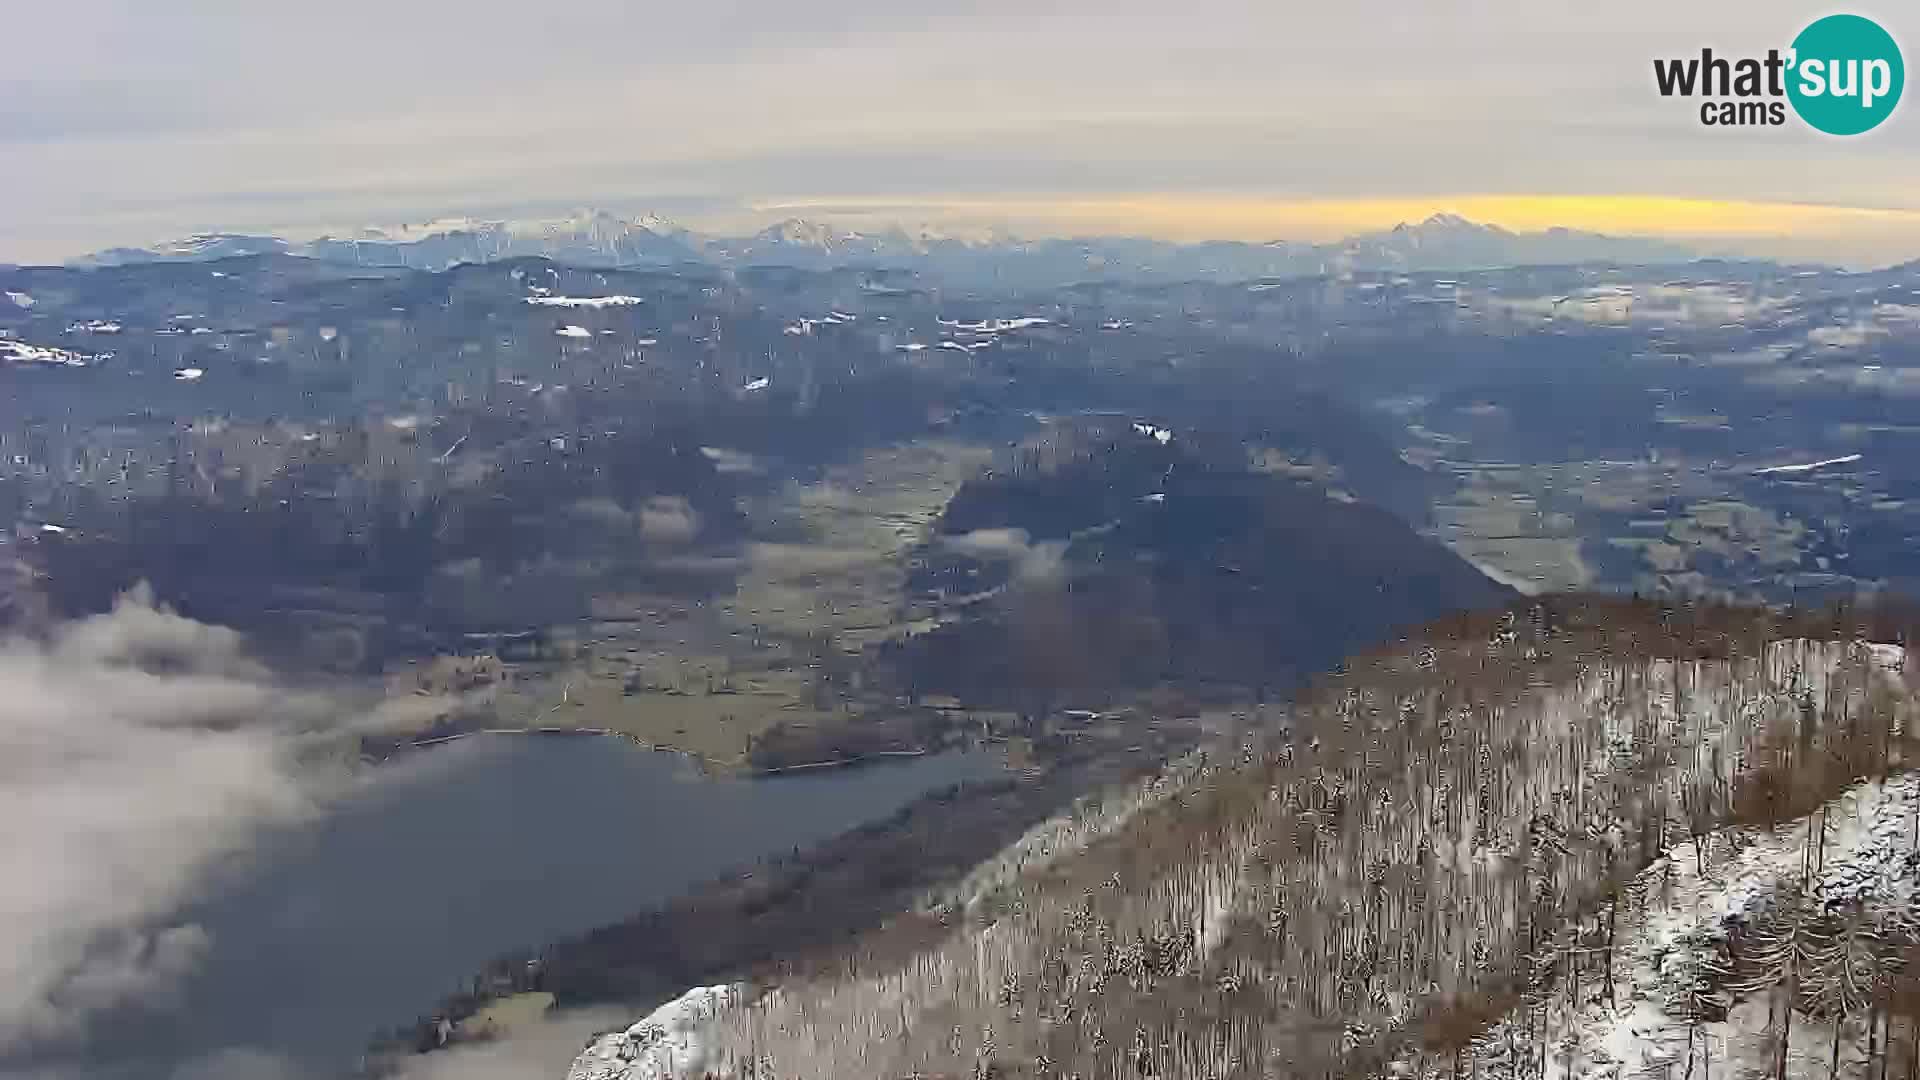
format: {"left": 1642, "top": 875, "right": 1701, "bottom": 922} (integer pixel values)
{"left": 6, "top": 218, "right": 1920, "bottom": 1080}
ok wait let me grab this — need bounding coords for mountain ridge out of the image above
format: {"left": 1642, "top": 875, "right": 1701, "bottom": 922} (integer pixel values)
{"left": 504, "top": 596, "right": 1920, "bottom": 1080}
{"left": 65, "top": 210, "right": 1704, "bottom": 286}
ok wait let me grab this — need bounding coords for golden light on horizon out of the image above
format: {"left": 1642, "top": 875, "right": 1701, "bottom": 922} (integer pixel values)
{"left": 749, "top": 194, "right": 1920, "bottom": 262}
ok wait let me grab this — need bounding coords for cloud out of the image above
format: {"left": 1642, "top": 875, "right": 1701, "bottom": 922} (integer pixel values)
{"left": 387, "top": 1007, "right": 633, "bottom": 1080}
{"left": 941, "top": 527, "right": 1033, "bottom": 561}
{"left": 4, "top": 1, "right": 1920, "bottom": 264}
{"left": 0, "top": 587, "right": 395, "bottom": 1053}
{"left": 562, "top": 495, "right": 703, "bottom": 549}
{"left": 942, "top": 528, "right": 1069, "bottom": 586}
{"left": 637, "top": 496, "right": 702, "bottom": 547}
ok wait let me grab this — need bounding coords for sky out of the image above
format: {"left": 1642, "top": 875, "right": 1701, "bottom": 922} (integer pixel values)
{"left": 4, "top": 0, "right": 1919, "bottom": 264}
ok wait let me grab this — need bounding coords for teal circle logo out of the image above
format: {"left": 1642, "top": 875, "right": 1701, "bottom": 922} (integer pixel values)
{"left": 1788, "top": 14, "right": 1904, "bottom": 135}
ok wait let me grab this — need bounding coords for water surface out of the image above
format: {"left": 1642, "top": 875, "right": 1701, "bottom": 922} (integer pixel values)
{"left": 46, "top": 736, "right": 996, "bottom": 1078}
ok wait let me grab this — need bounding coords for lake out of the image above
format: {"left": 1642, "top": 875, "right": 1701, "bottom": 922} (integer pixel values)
{"left": 37, "top": 736, "right": 997, "bottom": 1079}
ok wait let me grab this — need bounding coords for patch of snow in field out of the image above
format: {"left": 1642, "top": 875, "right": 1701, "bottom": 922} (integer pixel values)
{"left": 526, "top": 295, "right": 644, "bottom": 308}
{"left": 1754, "top": 454, "right": 1863, "bottom": 475}
{"left": 936, "top": 315, "right": 1049, "bottom": 333}
{"left": 783, "top": 312, "right": 856, "bottom": 336}
{"left": 1132, "top": 421, "right": 1173, "bottom": 445}
{"left": 2, "top": 340, "right": 94, "bottom": 367}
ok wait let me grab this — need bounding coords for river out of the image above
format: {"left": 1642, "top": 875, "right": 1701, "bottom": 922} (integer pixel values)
{"left": 35, "top": 735, "right": 998, "bottom": 1079}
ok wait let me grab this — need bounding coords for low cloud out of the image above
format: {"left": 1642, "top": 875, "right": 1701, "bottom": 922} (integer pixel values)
{"left": 389, "top": 1006, "right": 634, "bottom": 1080}
{"left": 564, "top": 495, "right": 703, "bottom": 548}
{"left": 637, "top": 495, "right": 702, "bottom": 547}
{"left": 942, "top": 527, "right": 1070, "bottom": 587}
{"left": 941, "top": 527, "right": 1030, "bottom": 561}
{"left": 0, "top": 587, "right": 402, "bottom": 1054}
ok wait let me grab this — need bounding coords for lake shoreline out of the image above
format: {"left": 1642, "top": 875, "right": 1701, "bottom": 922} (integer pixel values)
{"left": 374, "top": 722, "right": 948, "bottom": 778}
{"left": 357, "top": 737, "right": 1186, "bottom": 1076}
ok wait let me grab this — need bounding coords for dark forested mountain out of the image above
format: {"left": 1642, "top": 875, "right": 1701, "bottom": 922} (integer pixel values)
{"left": 886, "top": 421, "right": 1510, "bottom": 707}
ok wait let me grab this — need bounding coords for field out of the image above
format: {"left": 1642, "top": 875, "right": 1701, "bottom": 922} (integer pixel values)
{"left": 385, "top": 440, "right": 995, "bottom": 768}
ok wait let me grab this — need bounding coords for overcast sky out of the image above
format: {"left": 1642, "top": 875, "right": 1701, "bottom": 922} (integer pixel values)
{"left": 4, "top": 1, "right": 1918, "bottom": 263}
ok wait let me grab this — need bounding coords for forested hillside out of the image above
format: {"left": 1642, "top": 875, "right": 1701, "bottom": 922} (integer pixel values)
{"left": 886, "top": 421, "right": 1510, "bottom": 708}
{"left": 571, "top": 598, "right": 1920, "bottom": 1079}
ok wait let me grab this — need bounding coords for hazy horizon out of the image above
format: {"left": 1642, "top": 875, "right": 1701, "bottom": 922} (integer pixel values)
{"left": 5, "top": 1, "right": 1917, "bottom": 265}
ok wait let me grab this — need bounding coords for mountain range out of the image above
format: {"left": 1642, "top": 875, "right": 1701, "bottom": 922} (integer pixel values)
{"left": 69, "top": 210, "right": 1701, "bottom": 287}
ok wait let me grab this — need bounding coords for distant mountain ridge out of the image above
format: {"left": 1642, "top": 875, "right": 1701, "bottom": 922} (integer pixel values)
{"left": 68, "top": 210, "right": 1700, "bottom": 286}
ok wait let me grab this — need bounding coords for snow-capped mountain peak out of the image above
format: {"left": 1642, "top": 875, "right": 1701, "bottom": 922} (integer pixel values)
{"left": 754, "top": 218, "right": 859, "bottom": 251}
{"left": 65, "top": 209, "right": 1700, "bottom": 281}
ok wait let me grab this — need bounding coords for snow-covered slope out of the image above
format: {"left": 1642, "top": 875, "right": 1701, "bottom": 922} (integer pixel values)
{"left": 1445, "top": 774, "right": 1919, "bottom": 1080}
{"left": 70, "top": 233, "right": 290, "bottom": 266}
{"left": 553, "top": 636, "right": 1917, "bottom": 1080}
{"left": 565, "top": 984, "right": 744, "bottom": 1080}
{"left": 1408, "top": 643, "right": 1918, "bottom": 1080}
{"left": 302, "top": 210, "right": 702, "bottom": 270}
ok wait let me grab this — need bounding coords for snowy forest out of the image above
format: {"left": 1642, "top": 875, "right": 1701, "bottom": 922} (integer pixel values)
{"left": 573, "top": 597, "right": 1920, "bottom": 1080}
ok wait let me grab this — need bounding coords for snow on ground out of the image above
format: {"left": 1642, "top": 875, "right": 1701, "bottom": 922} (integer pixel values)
{"left": 1754, "top": 454, "right": 1864, "bottom": 475}
{"left": 555, "top": 325, "right": 593, "bottom": 339}
{"left": 1868, "top": 644, "right": 1906, "bottom": 675}
{"left": 783, "top": 312, "right": 856, "bottom": 336}
{"left": 1467, "top": 769, "right": 1920, "bottom": 1080}
{"left": 1132, "top": 421, "right": 1173, "bottom": 445}
{"left": 1470, "top": 558, "right": 1546, "bottom": 596}
{"left": 2, "top": 340, "right": 94, "bottom": 367}
{"left": 526, "top": 295, "right": 645, "bottom": 308}
{"left": 565, "top": 985, "right": 743, "bottom": 1080}
{"left": 936, "top": 316, "right": 1049, "bottom": 333}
